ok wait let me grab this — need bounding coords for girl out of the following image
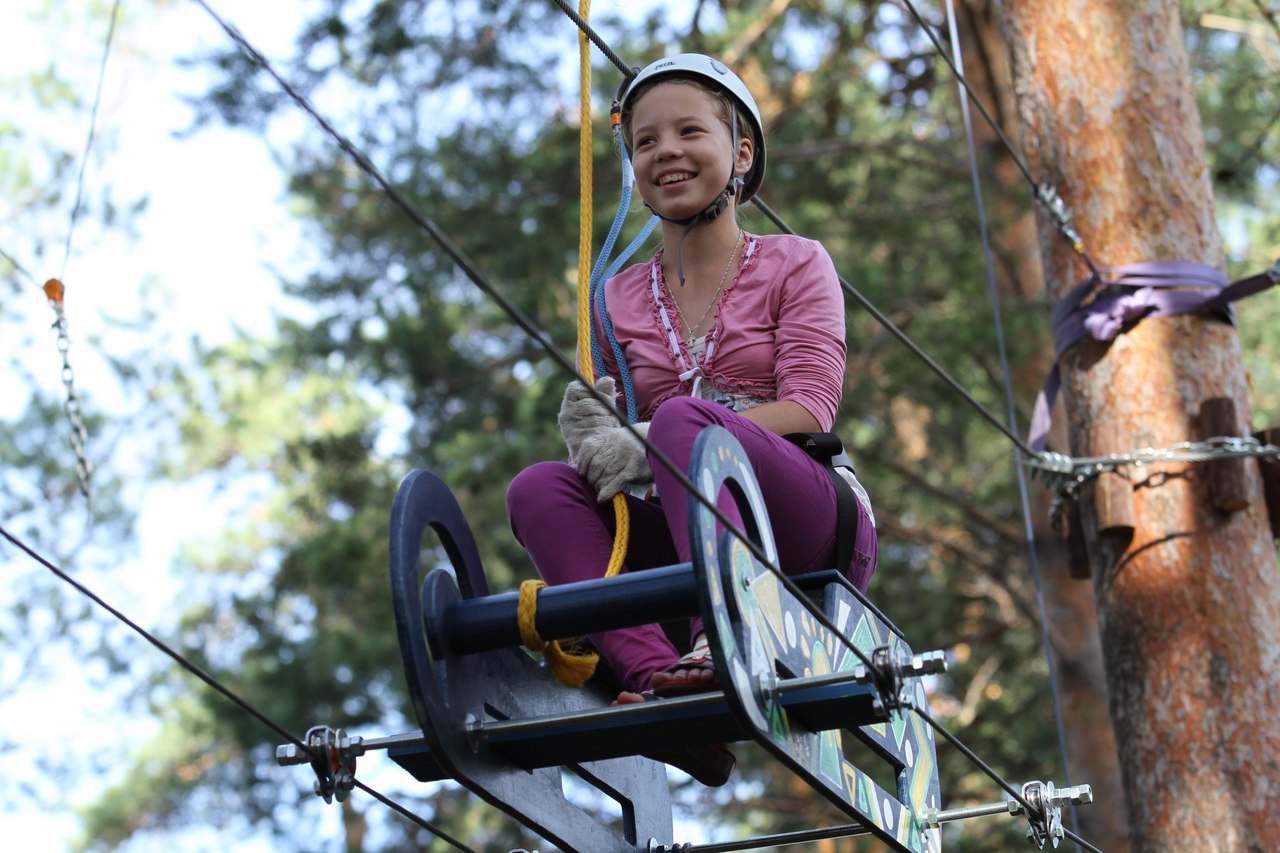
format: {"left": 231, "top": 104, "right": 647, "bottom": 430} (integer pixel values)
{"left": 506, "top": 54, "right": 877, "bottom": 785}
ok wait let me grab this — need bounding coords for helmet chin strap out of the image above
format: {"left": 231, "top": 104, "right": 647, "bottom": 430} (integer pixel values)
{"left": 643, "top": 103, "right": 745, "bottom": 286}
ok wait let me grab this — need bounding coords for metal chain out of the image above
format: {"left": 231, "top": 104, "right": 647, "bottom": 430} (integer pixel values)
{"left": 45, "top": 280, "right": 93, "bottom": 498}
{"left": 1024, "top": 436, "right": 1280, "bottom": 528}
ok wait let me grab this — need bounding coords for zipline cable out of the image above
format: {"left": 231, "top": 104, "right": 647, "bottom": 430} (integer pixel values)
{"left": 750, "top": 197, "right": 1037, "bottom": 456}
{"left": 941, "top": 0, "right": 1080, "bottom": 841}
{"left": 0, "top": 520, "right": 478, "bottom": 853}
{"left": 899, "top": 0, "right": 1099, "bottom": 276}
{"left": 547, "top": 0, "right": 633, "bottom": 78}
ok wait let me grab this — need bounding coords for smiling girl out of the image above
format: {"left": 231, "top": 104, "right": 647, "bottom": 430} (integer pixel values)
{"left": 506, "top": 54, "right": 877, "bottom": 786}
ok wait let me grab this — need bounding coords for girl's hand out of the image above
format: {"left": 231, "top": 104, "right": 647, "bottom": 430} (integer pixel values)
{"left": 559, "top": 376, "right": 619, "bottom": 461}
{"left": 575, "top": 422, "right": 651, "bottom": 502}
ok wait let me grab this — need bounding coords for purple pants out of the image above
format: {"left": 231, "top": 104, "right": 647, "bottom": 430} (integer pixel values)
{"left": 506, "top": 396, "right": 877, "bottom": 693}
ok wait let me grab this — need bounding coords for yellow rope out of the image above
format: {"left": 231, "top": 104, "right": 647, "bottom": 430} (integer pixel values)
{"left": 518, "top": 580, "right": 598, "bottom": 688}
{"left": 572, "top": 0, "right": 630, "bottom": 582}
{"left": 518, "top": 0, "right": 630, "bottom": 688}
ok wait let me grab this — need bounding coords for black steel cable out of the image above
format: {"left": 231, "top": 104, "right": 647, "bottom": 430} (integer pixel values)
{"left": 750, "top": 197, "right": 1037, "bottom": 455}
{"left": 0, "top": 521, "right": 477, "bottom": 853}
{"left": 1064, "top": 828, "right": 1108, "bottom": 853}
{"left": 898, "top": 0, "right": 1101, "bottom": 274}
{"left": 547, "top": 0, "right": 634, "bottom": 78}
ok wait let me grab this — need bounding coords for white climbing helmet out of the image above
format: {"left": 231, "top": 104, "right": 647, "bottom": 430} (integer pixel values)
{"left": 620, "top": 53, "right": 766, "bottom": 204}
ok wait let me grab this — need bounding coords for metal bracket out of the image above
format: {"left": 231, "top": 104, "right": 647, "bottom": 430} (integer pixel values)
{"left": 276, "top": 726, "right": 364, "bottom": 804}
{"left": 923, "top": 781, "right": 1093, "bottom": 849}
{"left": 1019, "top": 780, "right": 1088, "bottom": 849}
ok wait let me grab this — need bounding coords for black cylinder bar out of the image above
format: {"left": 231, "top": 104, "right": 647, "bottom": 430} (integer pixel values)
{"left": 436, "top": 562, "right": 701, "bottom": 655}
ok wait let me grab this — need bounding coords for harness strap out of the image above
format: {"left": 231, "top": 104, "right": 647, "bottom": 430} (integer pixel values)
{"left": 784, "top": 432, "right": 858, "bottom": 572}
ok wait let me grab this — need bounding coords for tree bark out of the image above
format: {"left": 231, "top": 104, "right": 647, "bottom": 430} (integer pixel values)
{"left": 999, "top": 1, "right": 1280, "bottom": 851}
{"left": 956, "top": 2, "right": 1130, "bottom": 848}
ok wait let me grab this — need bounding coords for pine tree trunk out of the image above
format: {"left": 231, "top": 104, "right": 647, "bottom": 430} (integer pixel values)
{"left": 999, "top": 1, "right": 1280, "bottom": 850}
{"left": 956, "top": 3, "right": 1130, "bottom": 848}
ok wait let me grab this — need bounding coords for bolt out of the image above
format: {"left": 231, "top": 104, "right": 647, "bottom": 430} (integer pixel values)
{"left": 758, "top": 672, "right": 779, "bottom": 704}
{"left": 276, "top": 744, "right": 305, "bottom": 766}
{"left": 1051, "top": 784, "right": 1093, "bottom": 807}
{"left": 904, "top": 650, "right": 948, "bottom": 677}
{"left": 464, "top": 713, "right": 484, "bottom": 753}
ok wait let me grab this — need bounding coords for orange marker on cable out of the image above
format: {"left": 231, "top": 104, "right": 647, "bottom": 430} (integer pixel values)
{"left": 43, "top": 277, "right": 65, "bottom": 305}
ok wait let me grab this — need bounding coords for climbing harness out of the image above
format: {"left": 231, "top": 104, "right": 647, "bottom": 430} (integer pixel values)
{"left": 784, "top": 431, "right": 863, "bottom": 573}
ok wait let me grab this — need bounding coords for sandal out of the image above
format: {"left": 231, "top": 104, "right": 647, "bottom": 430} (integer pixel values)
{"left": 612, "top": 691, "right": 736, "bottom": 787}
{"left": 649, "top": 635, "right": 719, "bottom": 697}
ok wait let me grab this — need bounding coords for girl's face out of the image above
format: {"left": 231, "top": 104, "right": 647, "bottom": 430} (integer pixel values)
{"left": 628, "top": 81, "right": 754, "bottom": 223}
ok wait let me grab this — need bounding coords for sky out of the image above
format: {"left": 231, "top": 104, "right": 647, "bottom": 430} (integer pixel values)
{"left": 0, "top": 2, "right": 683, "bottom": 851}
{"left": 0, "top": 1, "right": 376, "bottom": 850}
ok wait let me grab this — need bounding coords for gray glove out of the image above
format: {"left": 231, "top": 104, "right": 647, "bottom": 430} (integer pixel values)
{"left": 575, "top": 422, "right": 651, "bottom": 502}
{"left": 559, "top": 376, "right": 620, "bottom": 462}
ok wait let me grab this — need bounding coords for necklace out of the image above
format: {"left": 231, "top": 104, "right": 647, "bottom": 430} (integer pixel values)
{"left": 671, "top": 230, "right": 743, "bottom": 345}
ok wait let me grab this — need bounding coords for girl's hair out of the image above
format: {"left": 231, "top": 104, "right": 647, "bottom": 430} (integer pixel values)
{"left": 620, "top": 76, "right": 755, "bottom": 153}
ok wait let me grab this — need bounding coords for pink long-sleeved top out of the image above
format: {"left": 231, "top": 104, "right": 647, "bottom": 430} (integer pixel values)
{"left": 595, "top": 232, "right": 847, "bottom": 431}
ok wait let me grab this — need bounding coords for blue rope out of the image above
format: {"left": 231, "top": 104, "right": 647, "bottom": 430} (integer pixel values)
{"left": 595, "top": 217, "right": 656, "bottom": 424}
{"left": 588, "top": 154, "right": 632, "bottom": 378}
{"left": 588, "top": 138, "right": 656, "bottom": 424}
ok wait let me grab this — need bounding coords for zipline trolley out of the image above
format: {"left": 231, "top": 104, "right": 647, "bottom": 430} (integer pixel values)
{"left": 278, "top": 425, "right": 1091, "bottom": 852}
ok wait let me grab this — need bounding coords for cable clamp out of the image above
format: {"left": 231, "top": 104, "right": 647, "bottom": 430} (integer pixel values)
{"left": 856, "top": 647, "right": 948, "bottom": 716}
{"left": 1034, "top": 183, "right": 1084, "bottom": 249}
{"left": 1016, "top": 780, "right": 1093, "bottom": 849}
{"left": 276, "top": 725, "right": 365, "bottom": 804}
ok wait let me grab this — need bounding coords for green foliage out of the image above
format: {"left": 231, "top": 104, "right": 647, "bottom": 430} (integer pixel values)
{"left": 67, "top": 0, "right": 1278, "bottom": 850}
{"left": 1186, "top": 1, "right": 1280, "bottom": 426}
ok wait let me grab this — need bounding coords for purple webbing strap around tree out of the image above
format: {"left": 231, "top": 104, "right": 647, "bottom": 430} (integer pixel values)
{"left": 1028, "top": 259, "right": 1279, "bottom": 452}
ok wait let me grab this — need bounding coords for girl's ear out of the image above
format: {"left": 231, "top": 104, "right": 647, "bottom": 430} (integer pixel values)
{"left": 735, "top": 135, "right": 755, "bottom": 178}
